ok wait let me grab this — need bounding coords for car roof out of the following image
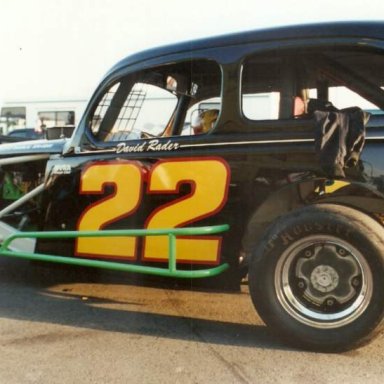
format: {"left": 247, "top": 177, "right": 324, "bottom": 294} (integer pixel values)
{"left": 106, "top": 21, "right": 384, "bottom": 76}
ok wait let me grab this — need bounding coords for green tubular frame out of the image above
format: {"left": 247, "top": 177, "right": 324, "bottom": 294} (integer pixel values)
{"left": 0, "top": 224, "right": 230, "bottom": 278}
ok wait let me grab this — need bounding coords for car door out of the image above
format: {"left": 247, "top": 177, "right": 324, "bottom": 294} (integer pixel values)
{"left": 38, "top": 58, "right": 236, "bottom": 277}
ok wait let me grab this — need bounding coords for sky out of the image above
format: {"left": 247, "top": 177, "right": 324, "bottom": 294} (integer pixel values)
{"left": 1, "top": 0, "right": 384, "bottom": 104}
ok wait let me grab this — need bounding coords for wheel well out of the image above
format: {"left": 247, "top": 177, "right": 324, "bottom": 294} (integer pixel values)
{"left": 242, "top": 181, "right": 311, "bottom": 254}
{"left": 241, "top": 178, "right": 384, "bottom": 255}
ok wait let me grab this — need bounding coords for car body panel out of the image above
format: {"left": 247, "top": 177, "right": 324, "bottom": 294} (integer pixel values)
{"left": 1, "top": 22, "right": 384, "bottom": 290}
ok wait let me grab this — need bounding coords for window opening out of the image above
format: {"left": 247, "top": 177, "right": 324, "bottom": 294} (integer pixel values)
{"left": 89, "top": 59, "right": 222, "bottom": 142}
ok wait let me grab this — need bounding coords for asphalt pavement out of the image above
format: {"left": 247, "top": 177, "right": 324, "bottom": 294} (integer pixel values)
{"left": 1, "top": 257, "right": 384, "bottom": 384}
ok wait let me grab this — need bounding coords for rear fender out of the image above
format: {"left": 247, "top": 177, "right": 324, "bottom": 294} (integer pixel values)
{"left": 242, "top": 177, "right": 384, "bottom": 254}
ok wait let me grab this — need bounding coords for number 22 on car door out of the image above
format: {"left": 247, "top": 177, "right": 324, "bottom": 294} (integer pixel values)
{"left": 76, "top": 158, "right": 230, "bottom": 264}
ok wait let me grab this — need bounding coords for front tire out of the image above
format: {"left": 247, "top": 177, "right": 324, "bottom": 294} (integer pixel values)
{"left": 248, "top": 204, "right": 384, "bottom": 352}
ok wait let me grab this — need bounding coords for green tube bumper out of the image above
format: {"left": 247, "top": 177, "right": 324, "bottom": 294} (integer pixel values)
{"left": 0, "top": 224, "right": 230, "bottom": 278}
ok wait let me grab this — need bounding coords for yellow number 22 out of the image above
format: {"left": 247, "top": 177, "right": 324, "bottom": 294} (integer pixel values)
{"left": 76, "top": 158, "right": 230, "bottom": 264}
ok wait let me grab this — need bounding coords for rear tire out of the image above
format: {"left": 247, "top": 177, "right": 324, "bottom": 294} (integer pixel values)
{"left": 248, "top": 204, "right": 384, "bottom": 352}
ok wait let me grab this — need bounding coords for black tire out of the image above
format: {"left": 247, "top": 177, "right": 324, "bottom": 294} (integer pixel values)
{"left": 248, "top": 203, "right": 384, "bottom": 352}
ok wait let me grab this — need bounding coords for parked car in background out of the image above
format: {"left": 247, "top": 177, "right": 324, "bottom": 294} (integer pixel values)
{"left": 1, "top": 21, "right": 384, "bottom": 352}
{"left": 7, "top": 128, "right": 45, "bottom": 140}
{"left": 0, "top": 128, "right": 44, "bottom": 143}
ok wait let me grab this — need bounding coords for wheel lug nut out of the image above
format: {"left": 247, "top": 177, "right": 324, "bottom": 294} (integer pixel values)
{"left": 304, "top": 250, "right": 312, "bottom": 257}
{"left": 338, "top": 248, "right": 346, "bottom": 256}
{"left": 298, "top": 280, "right": 306, "bottom": 289}
{"left": 352, "top": 277, "right": 360, "bottom": 287}
{"left": 326, "top": 298, "right": 335, "bottom": 306}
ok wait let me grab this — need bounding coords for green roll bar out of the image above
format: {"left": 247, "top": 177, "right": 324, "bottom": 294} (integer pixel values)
{"left": 0, "top": 224, "right": 230, "bottom": 278}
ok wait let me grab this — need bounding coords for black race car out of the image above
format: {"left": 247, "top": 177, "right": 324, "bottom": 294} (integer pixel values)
{"left": 1, "top": 21, "right": 384, "bottom": 352}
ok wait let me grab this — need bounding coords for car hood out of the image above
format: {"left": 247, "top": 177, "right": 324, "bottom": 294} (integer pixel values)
{"left": 0, "top": 138, "right": 66, "bottom": 157}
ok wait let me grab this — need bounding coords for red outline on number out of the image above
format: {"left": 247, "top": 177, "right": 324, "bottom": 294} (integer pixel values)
{"left": 75, "top": 160, "right": 144, "bottom": 260}
{"left": 142, "top": 157, "right": 230, "bottom": 265}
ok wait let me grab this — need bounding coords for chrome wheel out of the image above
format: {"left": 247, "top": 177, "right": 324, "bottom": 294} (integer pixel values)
{"left": 249, "top": 204, "right": 384, "bottom": 351}
{"left": 275, "top": 235, "right": 373, "bottom": 328}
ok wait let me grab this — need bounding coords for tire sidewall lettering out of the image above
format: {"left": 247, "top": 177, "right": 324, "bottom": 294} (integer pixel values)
{"left": 266, "top": 219, "right": 354, "bottom": 251}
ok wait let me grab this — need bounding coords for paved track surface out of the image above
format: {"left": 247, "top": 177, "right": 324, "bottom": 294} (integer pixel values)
{"left": 1, "top": 258, "right": 384, "bottom": 384}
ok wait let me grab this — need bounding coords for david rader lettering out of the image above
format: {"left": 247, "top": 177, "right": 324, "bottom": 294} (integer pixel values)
{"left": 116, "top": 140, "right": 180, "bottom": 154}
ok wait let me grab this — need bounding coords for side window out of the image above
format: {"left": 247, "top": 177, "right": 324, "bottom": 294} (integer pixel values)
{"left": 182, "top": 97, "right": 221, "bottom": 136}
{"left": 89, "top": 59, "right": 222, "bottom": 142}
{"left": 90, "top": 80, "right": 178, "bottom": 141}
{"left": 328, "top": 86, "right": 378, "bottom": 111}
{"left": 305, "top": 50, "right": 384, "bottom": 115}
{"left": 242, "top": 92, "right": 280, "bottom": 120}
{"left": 90, "top": 82, "right": 119, "bottom": 135}
{"left": 241, "top": 48, "right": 384, "bottom": 123}
{"left": 241, "top": 55, "right": 285, "bottom": 120}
